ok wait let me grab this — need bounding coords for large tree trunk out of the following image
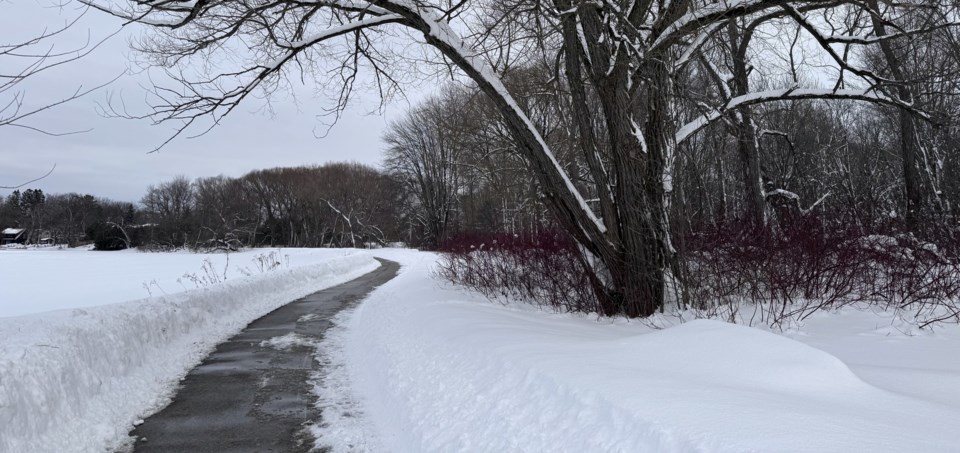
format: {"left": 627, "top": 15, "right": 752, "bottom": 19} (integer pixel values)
{"left": 899, "top": 110, "right": 923, "bottom": 227}
{"left": 734, "top": 111, "right": 766, "bottom": 230}
{"left": 597, "top": 60, "right": 672, "bottom": 318}
{"left": 412, "top": 4, "right": 672, "bottom": 317}
{"left": 868, "top": 0, "right": 923, "bottom": 228}
{"left": 728, "top": 23, "right": 767, "bottom": 230}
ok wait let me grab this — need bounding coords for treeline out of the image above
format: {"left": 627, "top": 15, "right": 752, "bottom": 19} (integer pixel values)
{"left": 137, "top": 162, "right": 401, "bottom": 250}
{"left": 1, "top": 162, "right": 405, "bottom": 250}
{"left": 0, "top": 189, "right": 135, "bottom": 247}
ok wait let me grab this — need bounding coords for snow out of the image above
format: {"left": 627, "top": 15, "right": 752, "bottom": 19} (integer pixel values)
{"left": 317, "top": 250, "right": 960, "bottom": 452}
{"left": 310, "top": 306, "right": 377, "bottom": 452}
{"left": 675, "top": 22, "right": 723, "bottom": 67}
{"left": 651, "top": 0, "right": 768, "bottom": 51}
{"left": 0, "top": 247, "right": 362, "bottom": 317}
{"left": 675, "top": 88, "right": 910, "bottom": 145}
{"left": 0, "top": 248, "right": 379, "bottom": 453}
{"left": 782, "top": 309, "right": 960, "bottom": 410}
{"left": 6, "top": 246, "right": 960, "bottom": 452}
{"left": 261, "top": 332, "right": 316, "bottom": 351}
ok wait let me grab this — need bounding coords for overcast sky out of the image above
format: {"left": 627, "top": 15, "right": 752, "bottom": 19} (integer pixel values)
{"left": 1, "top": 1, "right": 422, "bottom": 202}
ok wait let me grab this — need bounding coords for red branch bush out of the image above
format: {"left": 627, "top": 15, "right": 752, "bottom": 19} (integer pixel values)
{"left": 682, "top": 220, "right": 960, "bottom": 327}
{"left": 438, "top": 221, "right": 960, "bottom": 327}
{"left": 436, "top": 230, "right": 599, "bottom": 313}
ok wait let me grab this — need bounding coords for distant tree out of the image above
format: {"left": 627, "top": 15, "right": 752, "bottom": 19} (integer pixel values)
{"left": 18, "top": 189, "right": 46, "bottom": 243}
{"left": 140, "top": 176, "right": 195, "bottom": 248}
{"left": 1, "top": 191, "right": 24, "bottom": 227}
{"left": 87, "top": 221, "right": 131, "bottom": 250}
{"left": 85, "top": 200, "right": 142, "bottom": 250}
{"left": 384, "top": 92, "right": 470, "bottom": 247}
{"left": 311, "top": 162, "right": 403, "bottom": 247}
{"left": 193, "top": 175, "right": 256, "bottom": 250}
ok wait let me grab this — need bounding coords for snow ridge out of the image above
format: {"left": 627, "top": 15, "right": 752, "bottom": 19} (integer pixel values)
{"left": 0, "top": 253, "right": 379, "bottom": 453}
{"left": 341, "top": 252, "right": 717, "bottom": 452}
{"left": 333, "top": 250, "right": 960, "bottom": 453}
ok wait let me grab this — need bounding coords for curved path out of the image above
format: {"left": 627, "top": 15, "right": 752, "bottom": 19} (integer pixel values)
{"left": 129, "top": 258, "right": 399, "bottom": 452}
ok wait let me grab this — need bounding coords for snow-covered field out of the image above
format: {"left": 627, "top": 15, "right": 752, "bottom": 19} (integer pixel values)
{"left": 0, "top": 247, "right": 380, "bottom": 453}
{"left": 0, "top": 246, "right": 365, "bottom": 317}
{"left": 316, "top": 249, "right": 960, "bottom": 452}
{"left": 4, "top": 247, "right": 960, "bottom": 452}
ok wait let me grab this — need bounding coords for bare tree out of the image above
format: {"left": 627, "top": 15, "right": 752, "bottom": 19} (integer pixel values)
{"left": 193, "top": 175, "right": 256, "bottom": 250}
{"left": 141, "top": 175, "right": 195, "bottom": 247}
{"left": 384, "top": 91, "right": 470, "bottom": 247}
{"left": 1, "top": 2, "right": 123, "bottom": 191}
{"left": 1, "top": 4, "right": 117, "bottom": 135}
{"left": 86, "top": 0, "right": 959, "bottom": 317}
{"left": 0, "top": 165, "right": 57, "bottom": 190}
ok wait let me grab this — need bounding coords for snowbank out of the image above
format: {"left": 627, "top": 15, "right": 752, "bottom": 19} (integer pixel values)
{"left": 0, "top": 247, "right": 360, "bottom": 317}
{"left": 0, "top": 252, "right": 379, "bottom": 453}
{"left": 329, "top": 250, "right": 960, "bottom": 452}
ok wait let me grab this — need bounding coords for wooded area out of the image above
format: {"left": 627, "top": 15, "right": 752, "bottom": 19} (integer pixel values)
{"left": 0, "top": 163, "right": 403, "bottom": 250}
{"left": 27, "top": 0, "right": 959, "bottom": 319}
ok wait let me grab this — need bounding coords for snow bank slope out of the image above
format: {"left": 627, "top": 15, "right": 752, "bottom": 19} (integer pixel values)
{"left": 0, "top": 247, "right": 359, "bottom": 317}
{"left": 343, "top": 250, "right": 960, "bottom": 452}
{"left": 0, "top": 252, "right": 379, "bottom": 453}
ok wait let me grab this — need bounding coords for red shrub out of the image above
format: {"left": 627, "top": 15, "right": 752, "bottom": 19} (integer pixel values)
{"left": 438, "top": 221, "right": 960, "bottom": 327}
{"left": 683, "top": 221, "right": 960, "bottom": 327}
{"left": 436, "top": 230, "right": 599, "bottom": 313}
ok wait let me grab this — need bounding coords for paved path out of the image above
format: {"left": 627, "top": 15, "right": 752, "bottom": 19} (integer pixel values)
{"left": 129, "top": 258, "right": 399, "bottom": 452}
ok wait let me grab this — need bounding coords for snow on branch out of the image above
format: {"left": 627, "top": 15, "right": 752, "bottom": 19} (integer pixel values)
{"left": 675, "top": 22, "right": 723, "bottom": 68}
{"left": 277, "top": 14, "right": 405, "bottom": 49}
{"left": 764, "top": 188, "right": 830, "bottom": 216}
{"left": 780, "top": 4, "right": 890, "bottom": 86}
{"left": 650, "top": 0, "right": 784, "bottom": 52}
{"left": 675, "top": 87, "right": 929, "bottom": 145}
{"left": 379, "top": 0, "right": 609, "bottom": 236}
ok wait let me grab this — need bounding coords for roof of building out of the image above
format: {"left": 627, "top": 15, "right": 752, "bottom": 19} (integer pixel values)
{"left": 2, "top": 228, "right": 25, "bottom": 235}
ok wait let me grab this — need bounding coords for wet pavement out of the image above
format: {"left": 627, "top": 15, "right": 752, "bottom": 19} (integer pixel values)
{"left": 128, "top": 258, "right": 399, "bottom": 452}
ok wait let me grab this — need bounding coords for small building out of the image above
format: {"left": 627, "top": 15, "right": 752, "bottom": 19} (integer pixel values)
{"left": 1, "top": 228, "right": 25, "bottom": 245}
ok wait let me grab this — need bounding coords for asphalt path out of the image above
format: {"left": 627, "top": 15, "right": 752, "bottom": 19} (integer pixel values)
{"left": 128, "top": 257, "right": 399, "bottom": 452}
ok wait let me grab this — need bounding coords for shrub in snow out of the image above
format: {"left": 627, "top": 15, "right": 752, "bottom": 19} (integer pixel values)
{"left": 679, "top": 222, "right": 960, "bottom": 328}
{"left": 439, "top": 222, "right": 960, "bottom": 327}
{"left": 437, "top": 230, "right": 598, "bottom": 313}
{"left": 179, "top": 257, "right": 229, "bottom": 288}
{"left": 86, "top": 221, "right": 140, "bottom": 250}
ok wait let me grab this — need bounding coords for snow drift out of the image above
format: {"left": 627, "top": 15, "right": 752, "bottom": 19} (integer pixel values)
{"left": 0, "top": 252, "right": 379, "bottom": 453}
{"left": 333, "top": 250, "right": 960, "bottom": 452}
